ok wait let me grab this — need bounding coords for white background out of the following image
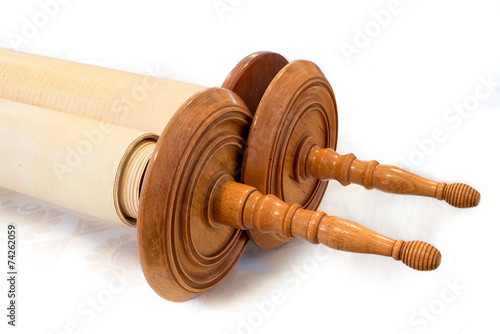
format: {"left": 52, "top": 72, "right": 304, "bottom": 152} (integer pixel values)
{"left": 0, "top": 0, "right": 499, "bottom": 333}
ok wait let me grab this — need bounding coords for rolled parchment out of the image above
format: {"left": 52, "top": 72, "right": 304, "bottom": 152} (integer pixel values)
{"left": 0, "top": 98, "right": 157, "bottom": 226}
{"left": 0, "top": 48, "right": 205, "bottom": 135}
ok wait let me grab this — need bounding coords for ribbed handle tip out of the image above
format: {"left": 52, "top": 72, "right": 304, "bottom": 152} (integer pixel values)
{"left": 442, "top": 183, "right": 480, "bottom": 208}
{"left": 394, "top": 240, "right": 441, "bottom": 271}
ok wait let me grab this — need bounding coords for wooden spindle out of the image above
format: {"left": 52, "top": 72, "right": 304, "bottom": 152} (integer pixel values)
{"left": 304, "top": 146, "right": 480, "bottom": 208}
{"left": 135, "top": 88, "right": 444, "bottom": 301}
{"left": 0, "top": 51, "right": 452, "bottom": 302}
{"left": 212, "top": 181, "right": 441, "bottom": 271}
{"left": 233, "top": 56, "right": 480, "bottom": 249}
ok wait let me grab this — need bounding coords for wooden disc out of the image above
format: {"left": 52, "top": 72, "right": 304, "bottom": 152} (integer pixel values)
{"left": 241, "top": 61, "right": 338, "bottom": 250}
{"left": 222, "top": 52, "right": 288, "bottom": 115}
{"left": 137, "top": 88, "right": 252, "bottom": 301}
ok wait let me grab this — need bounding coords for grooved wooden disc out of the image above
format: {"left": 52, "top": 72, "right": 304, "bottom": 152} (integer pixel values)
{"left": 241, "top": 61, "right": 338, "bottom": 250}
{"left": 137, "top": 88, "right": 252, "bottom": 301}
{"left": 223, "top": 52, "right": 289, "bottom": 115}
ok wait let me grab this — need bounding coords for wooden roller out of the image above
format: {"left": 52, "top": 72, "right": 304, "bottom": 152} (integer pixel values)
{"left": 0, "top": 49, "right": 477, "bottom": 252}
{"left": 223, "top": 54, "right": 481, "bottom": 249}
{"left": 0, "top": 49, "right": 479, "bottom": 213}
{"left": 0, "top": 89, "right": 440, "bottom": 302}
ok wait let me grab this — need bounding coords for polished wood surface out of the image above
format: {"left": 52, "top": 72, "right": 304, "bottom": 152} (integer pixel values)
{"left": 0, "top": 50, "right": 454, "bottom": 302}
{"left": 242, "top": 59, "right": 338, "bottom": 249}
{"left": 243, "top": 59, "right": 480, "bottom": 249}
{"left": 138, "top": 88, "right": 250, "bottom": 302}
{"left": 222, "top": 51, "right": 288, "bottom": 115}
{"left": 138, "top": 88, "right": 441, "bottom": 301}
{"left": 212, "top": 180, "right": 441, "bottom": 271}
{"left": 305, "top": 146, "right": 480, "bottom": 208}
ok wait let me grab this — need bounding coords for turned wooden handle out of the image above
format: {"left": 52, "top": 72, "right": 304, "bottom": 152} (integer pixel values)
{"left": 212, "top": 181, "right": 441, "bottom": 271}
{"left": 304, "top": 146, "right": 480, "bottom": 208}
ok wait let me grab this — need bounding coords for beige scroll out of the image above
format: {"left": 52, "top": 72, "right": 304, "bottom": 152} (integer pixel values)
{"left": 0, "top": 98, "right": 157, "bottom": 226}
{"left": 0, "top": 48, "right": 205, "bottom": 135}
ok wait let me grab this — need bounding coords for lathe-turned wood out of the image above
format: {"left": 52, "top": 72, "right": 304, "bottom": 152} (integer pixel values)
{"left": 0, "top": 49, "right": 478, "bottom": 213}
{"left": 305, "top": 146, "right": 480, "bottom": 208}
{"left": 241, "top": 59, "right": 480, "bottom": 249}
{"left": 0, "top": 50, "right": 462, "bottom": 301}
{"left": 212, "top": 181, "right": 441, "bottom": 271}
{"left": 137, "top": 88, "right": 251, "bottom": 302}
{"left": 138, "top": 88, "right": 441, "bottom": 301}
{"left": 222, "top": 51, "right": 288, "bottom": 115}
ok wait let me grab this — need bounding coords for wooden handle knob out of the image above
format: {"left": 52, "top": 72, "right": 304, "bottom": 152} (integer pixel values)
{"left": 212, "top": 180, "right": 441, "bottom": 271}
{"left": 441, "top": 183, "right": 480, "bottom": 208}
{"left": 392, "top": 240, "right": 441, "bottom": 271}
{"left": 305, "top": 146, "right": 480, "bottom": 208}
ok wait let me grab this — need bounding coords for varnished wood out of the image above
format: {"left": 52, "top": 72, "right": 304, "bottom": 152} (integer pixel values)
{"left": 242, "top": 59, "right": 338, "bottom": 249}
{"left": 243, "top": 59, "right": 480, "bottom": 249}
{"left": 0, "top": 49, "right": 478, "bottom": 212}
{"left": 305, "top": 146, "right": 480, "bottom": 208}
{"left": 0, "top": 50, "right": 456, "bottom": 302}
{"left": 137, "top": 88, "right": 251, "bottom": 302}
{"left": 212, "top": 180, "right": 441, "bottom": 271}
{"left": 138, "top": 88, "right": 442, "bottom": 301}
{"left": 222, "top": 52, "right": 288, "bottom": 115}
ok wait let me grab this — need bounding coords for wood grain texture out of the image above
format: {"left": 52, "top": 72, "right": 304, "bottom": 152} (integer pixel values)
{"left": 137, "top": 88, "right": 251, "bottom": 302}
{"left": 305, "top": 146, "right": 480, "bottom": 208}
{"left": 0, "top": 50, "right": 453, "bottom": 302}
{"left": 212, "top": 181, "right": 441, "bottom": 271}
{"left": 242, "top": 60, "right": 338, "bottom": 249}
{"left": 243, "top": 59, "right": 480, "bottom": 250}
{"left": 222, "top": 51, "right": 288, "bottom": 115}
